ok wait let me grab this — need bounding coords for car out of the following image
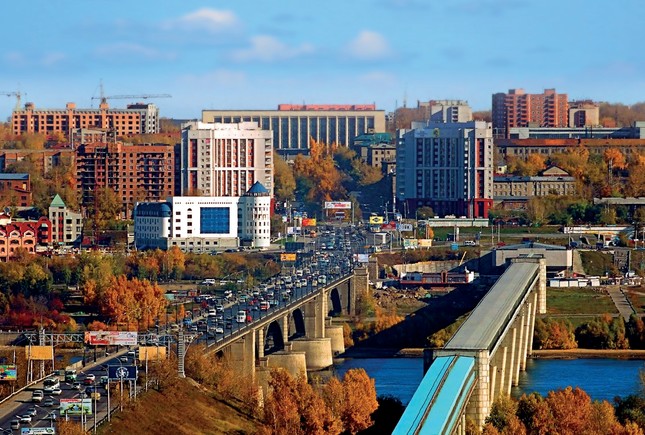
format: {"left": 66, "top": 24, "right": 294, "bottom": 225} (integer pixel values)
{"left": 43, "top": 397, "right": 55, "bottom": 407}
{"left": 26, "top": 407, "right": 37, "bottom": 416}
{"left": 18, "top": 415, "right": 32, "bottom": 424}
{"left": 84, "top": 377, "right": 95, "bottom": 385}
{"left": 48, "top": 412, "right": 57, "bottom": 421}
{"left": 10, "top": 419, "right": 19, "bottom": 430}
{"left": 72, "top": 382, "right": 82, "bottom": 391}
{"left": 119, "top": 356, "right": 129, "bottom": 363}
{"left": 50, "top": 387, "right": 62, "bottom": 396}
{"left": 214, "top": 327, "right": 224, "bottom": 334}
{"left": 31, "top": 390, "right": 43, "bottom": 402}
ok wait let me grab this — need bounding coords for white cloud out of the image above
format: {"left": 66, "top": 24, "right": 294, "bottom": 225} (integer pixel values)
{"left": 231, "top": 35, "right": 314, "bottom": 62}
{"left": 41, "top": 52, "right": 66, "bottom": 67}
{"left": 346, "top": 31, "right": 393, "bottom": 61}
{"left": 167, "top": 8, "right": 239, "bottom": 32}
{"left": 94, "top": 43, "right": 176, "bottom": 61}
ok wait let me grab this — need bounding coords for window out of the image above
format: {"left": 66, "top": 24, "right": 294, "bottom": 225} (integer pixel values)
{"left": 200, "top": 207, "right": 230, "bottom": 234}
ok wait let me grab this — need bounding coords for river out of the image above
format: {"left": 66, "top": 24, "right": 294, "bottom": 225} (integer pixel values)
{"left": 333, "top": 357, "right": 645, "bottom": 405}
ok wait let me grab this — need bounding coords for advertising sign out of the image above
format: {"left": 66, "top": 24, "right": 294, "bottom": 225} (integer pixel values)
{"left": 324, "top": 201, "right": 352, "bottom": 209}
{"left": 397, "top": 223, "right": 413, "bottom": 232}
{"left": 139, "top": 346, "right": 167, "bottom": 361}
{"left": 353, "top": 254, "right": 369, "bottom": 263}
{"left": 26, "top": 346, "right": 54, "bottom": 361}
{"left": 403, "top": 239, "right": 419, "bottom": 249}
{"left": 0, "top": 364, "right": 17, "bottom": 381}
{"left": 85, "top": 331, "right": 138, "bottom": 346}
{"left": 380, "top": 221, "right": 397, "bottom": 231}
{"left": 301, "top": 218, "right": 317, "bottom": 227}
{"left": 280, "top": 253, "right": 297, "bottom": 262}
{"left": 284, "top": 242, "right": 305, "bottom": 253}
{"left": 369, "top": 216, "right": 384, "bottom": 225}
{"left": 108, "top": 365, "right": 138, "bottom": 381}
{"left": 60, "top": 398, "right": 92, "bottom": 416}
{"left": 418, "top": 239, "right": 433, "bottom": 248}
{"left": 21, "top": 428, "right": 56, "bottom": 435}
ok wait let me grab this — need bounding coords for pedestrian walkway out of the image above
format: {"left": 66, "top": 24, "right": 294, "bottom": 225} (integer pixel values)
{"left": 606, "top": 286, "right": 635, "bottom": 321}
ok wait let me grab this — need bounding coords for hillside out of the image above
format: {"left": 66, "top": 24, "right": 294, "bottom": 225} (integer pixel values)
{"left": 98, "top": 378, "right": 263, "bottom": 434}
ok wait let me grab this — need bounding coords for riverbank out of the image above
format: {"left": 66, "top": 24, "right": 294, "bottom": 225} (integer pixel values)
{"left": 339, "top": 347, "right": 424, "bottom": 358}
{"left": 532, "top": 349, "right": 645, "bottom": 359}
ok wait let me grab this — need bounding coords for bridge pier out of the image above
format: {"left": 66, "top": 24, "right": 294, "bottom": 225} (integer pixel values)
{"left": 325, "top": 321, "right": 345, "bottom": 356}
{"left": 304, "top": 297, "right": 325, "bottom": 339}
{"left": 290, "top": 338, "right": 333, "bottom": 371}
{"left": 229, "top": 333, "right": 256, "bottom": 381}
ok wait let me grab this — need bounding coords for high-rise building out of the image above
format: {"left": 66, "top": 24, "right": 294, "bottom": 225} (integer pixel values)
{"left": 76, "top": 141, "right": 175, "bottom": 217}
{"left": 179, "top": 121, "right": 273, "bottom": 197}
{"left": 492, "top": 89, "right": 568, "bottom": 138}
{"left": 417, "top": 100, "right": 473, "bottom": 123}
{"left": 201, "top": 104, "right": 386, "bottom": 157}
{"left": 396, "top": 121, "right": 494, "bottom": 218}
{"left": 12, "top": 101, "right": 160, "bottom": 137}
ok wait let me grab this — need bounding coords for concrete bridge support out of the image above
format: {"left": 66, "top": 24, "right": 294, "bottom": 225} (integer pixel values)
{"left": 304, "top": 297, "right": 325, "bottom": 339}
{"left": 290, "top": 338, "right": 333, "bottom": 371}
{"left": 325, "top": 321, "right": 345, "bottom": 356}
{"left": 229, "top": 333, "right": 256, "bottom": 381}
{"left": 349, "top": 266, "right": 369, "bottom": 316}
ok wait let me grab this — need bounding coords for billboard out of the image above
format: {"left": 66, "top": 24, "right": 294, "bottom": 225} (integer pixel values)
{"left": 280, "top": 253, "right": 297, "bottom": 262}
{"left": 301, "top": 218, "right": 317, "bottom": 227}
{"left": 139, "top": 346, "right": 167, "bottom": 361}
{"left": 418, "top": 239, "right": 433, "bottom": 248}
{"left": 403, "top": 239, "right": 419, "bottom": 249}
{"left": 397, "top": 223, "right": 414, "bottom": 232}
{"left": 21, "top": 429, "right": 56, "bottom": 435}
{"left": 369, "top": 216, "right": 384, "bottom": 225}
{"left": 26, "top": 346, "right": 54, "bottom": 361}
{"left": 285, "top": 242, "right": 305, "bottom": 253}
{"left": 324, "top": 201, "right": 352, "bottom": 210}
{"left": 353, "top": 254, "right": 369, "bottom": 263}
{"left": 85, "top": 331, "right": 138, "bottom": 346}
{"left": 0, "top": 364, "right": 17, "bottom": 381}
{"left": 380, "top": 221, "right": 397, "bottom": 231}
{"left": 60, "top": 398, "right": 92, "bottom": 416}
{"left": 108, "top": 365, "right": 138, "bottom": 381}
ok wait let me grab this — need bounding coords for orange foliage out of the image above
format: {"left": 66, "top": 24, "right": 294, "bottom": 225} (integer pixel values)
{"left": 293, "top": 139, "right": 346, "bottom": 202}
{"left": 604, "top": 148, "right": 627, "bottom": 170}
{"left": 101, "top": 276, "right": 167, "bottom": 329}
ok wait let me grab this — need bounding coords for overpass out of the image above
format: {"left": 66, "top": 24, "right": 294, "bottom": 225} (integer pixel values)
{"left": 395, "top": 258, "right": 546, "bottom": 434}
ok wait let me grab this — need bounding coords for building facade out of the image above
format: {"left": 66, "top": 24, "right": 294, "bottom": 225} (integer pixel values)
{"left": 496, "top": 137, "right": 645, "bottom": 161}
{"left": 76, "top": 142, "right": 175, "bottom": 218}
{"left": 12, "top": 102, "right": 160, "bottom": 137}
{"left": 0, "top": 173, "right": 31, "bottom": 207}
{"left": 134, "top": 182, "right": 271, "bottom": 252}
{"left": 48, "top": 194, "right": 83, "bottom": 245}
{"left": 202, "top": 105, "right": 386, "bottom": 157}
{"left": 492, "top": 89, "right": 568, "bottom": 138}
{"left": 0, "top": 149, "right": 75, "bottom": 175}
{"left": 493, "top": 166, "right": 577, "bottom": 209}
{"left": 418, "top": 100, "right": 473, "bottom": 123}
{"left": 568, "top": 101, "right": 600, "bottom": 128}
{"left": 0, "top": 217, "right": 52, "bottom": 261}
{"left": 179, "top": 121, "right": 273, "bottom": 198}
{"left": 396, "top": 121, "right": 494, "bottom": 218}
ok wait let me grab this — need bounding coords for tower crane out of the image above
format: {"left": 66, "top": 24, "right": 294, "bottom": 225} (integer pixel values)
{"left": 91, "top": 94, "right": 171, "bottom": 105}
{"left": 0, "top": 91, "right": 25, "bottom": 111}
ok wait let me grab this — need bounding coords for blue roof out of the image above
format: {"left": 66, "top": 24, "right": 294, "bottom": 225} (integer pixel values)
{"left": 246, "top": 181, "right": 269, "bottom": 194}
{"left": 0, "top": 173, "right": 28, "bottom": 180}
{"left": 394, "top": 356, "right": 475, "bottom": 435}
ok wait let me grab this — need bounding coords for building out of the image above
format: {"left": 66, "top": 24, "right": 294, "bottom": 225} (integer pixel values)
{"left": 0, "top": 149, "right": 75, "bottom": 175}
{"left": 568, "top": 100, "right": 600, "bottom": 127}
{"left": 361, "top": 143, "right": 397, "bottom": 169}
{"left": 12, "top": 101, "right": 160, "bottom": 137}
{"left": 48, "top": 194, "right": 83, "bottom": 246}
{"left": 396, "top": 121, "right": 494, "bottom": 218}
{"left": 179, "top": 121, "right": 273, "bottom": 198}
{"left": 0, "top": 173, "right": 31, "bottom": 207}
{"left": 493, "top": 166, "right": 577, "bottom": 209}
{"left": 134, "top": 182, "right": 271, "bottom": 252}
{"left": 496, "top": 137, "right": 645, "bottom": 161}
{"left": 76, "top": 142, "right": 175, "bottom": 217}
{"left": 506, "top": 123, "right": 645, "bottom": 140}
{"left": 202, "top": 104, "right": 386, "bottom": 157}
{"left": 492, "top": 89, "right": 568, "bottom": 138}
{"left": 418, "top": 100, "right": 473, "bottom": 123}
{"left": 0, "top": 216, "right": 52, "bottom": 261}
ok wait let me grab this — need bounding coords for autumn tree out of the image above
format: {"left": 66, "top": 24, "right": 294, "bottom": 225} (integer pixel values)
{"left": 93, "top": 186, "right": 123, "bottom": 228}
{"left": 337, "top": 368, "right": 379, "bottom": 434}
{"left": 100, "top": 275, "right": 167, "bottom": 329}
{"left": 605, "top": 147, "right": 627, "bottom": 170}
{"left": 273, "top": 152, "right": 296, "bottom": 202}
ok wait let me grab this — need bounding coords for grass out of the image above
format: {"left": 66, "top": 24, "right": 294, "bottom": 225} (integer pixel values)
{"left": 625, "top": 287, "right": 645, "bottom": 313}
{"left": 578, "top": 250, "right": 615, "bottom": 276}
{"left": 546, "top": 287, "right": 618, "bottom": 315}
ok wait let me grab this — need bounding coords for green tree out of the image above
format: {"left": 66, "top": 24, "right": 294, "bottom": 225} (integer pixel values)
{"left": 273, "top": 152, "right": 296, "bottom": 203}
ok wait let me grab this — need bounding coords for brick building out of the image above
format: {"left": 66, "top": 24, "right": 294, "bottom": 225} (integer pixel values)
{"left": 496, "top": 138, "right": 645, "bottom": 161}
{"left": 492, "top": 89, "right": 568, "bottom": 138}
{"left": 0, "top": 173, "right": 32, "bottom": 207}
{"left": 76, "top": 142, "right": 175, "bottom": 218}
{"left": 0, "top": 216, "right": 52, "bottom": 261}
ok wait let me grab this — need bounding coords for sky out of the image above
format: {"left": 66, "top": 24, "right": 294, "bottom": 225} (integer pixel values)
{"left": 2, "top": 0, "right": 645, "bottom": 120}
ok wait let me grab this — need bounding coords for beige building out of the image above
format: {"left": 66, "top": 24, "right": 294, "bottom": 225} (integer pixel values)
{"left": 493, "top": 166, "right": 577, "bottom": 209}
{"left": 202, "top": 104, "right": 386, "bottom": 157}
{"left": 568, "top": 101, "right": 600, "bottom": 127}
{"left": 180, "top": 121, "right": 273, "bottom": 197}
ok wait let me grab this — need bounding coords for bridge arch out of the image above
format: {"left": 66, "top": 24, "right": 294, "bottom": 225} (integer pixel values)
{"left": 328, "top": 288, "right": 342, "bottom": 316}
{"left": 264, "top": 321, "right": 284, "bottom": 355}
{"left": 289, "top": 308, "right": 306, "bottom": 340}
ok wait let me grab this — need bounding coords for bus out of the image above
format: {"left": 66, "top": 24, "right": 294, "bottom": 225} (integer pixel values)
{"left": 44, "top": 377, "right": 60, "bottom": 392}
{"left": 259, "top": 301, "right": 270, "bottom": 311}
{"left": 335, "top": 211, "right": 346, "bottom": 221}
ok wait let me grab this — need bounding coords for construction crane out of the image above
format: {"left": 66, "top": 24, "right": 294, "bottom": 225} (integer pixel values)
{"left": 0, "top": 91, "right": 25, "bottom": 111}
{"left": 91, "top": 93, "right": 172, "bottom": 104}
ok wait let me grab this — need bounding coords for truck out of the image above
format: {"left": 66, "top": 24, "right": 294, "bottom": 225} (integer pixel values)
{"left": 374, "top": 232, "right": 388, "bottom": 245}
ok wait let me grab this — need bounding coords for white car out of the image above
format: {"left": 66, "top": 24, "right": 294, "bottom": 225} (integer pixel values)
{"left": 50, "top": 387, "right": 62, "bottom": 396}
{"left": 84, "top": 374, "right": 95, "bottom": 381}
{"left": 18, "top": 415, "right": 32, "bottom": 424}
{"left": 214, "top": 327, "right": 224, "bottom": 334}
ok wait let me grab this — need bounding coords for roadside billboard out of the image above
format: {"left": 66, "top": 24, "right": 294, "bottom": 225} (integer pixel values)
{"left": 380, "top": 221, "right": 397, "bottom": 231}
{"left": 324, "top": 201, "right": 352, "bottom": 209}
{"left": 138, "top": 346, "right": 167, "bottom": 361}
{"left": 60, "top": 398, "right": 92, "bottom": 416}
{"left": 418, "top": 239, "right": 433, "bottom": 248}
{"left": 108, "top": 365, "right": 138, "bottom": 381}
{"left": 369, "top": 216, "right": 384, "bottom": 225}
{"left": 301, "top": 218, "right": 317, "bottom": 227}
{"left": 353, "top": 254, "right": 369, "bottom": 263}
{"left": 280, "top": 253, "right": 297, "bottom": 262}
{"left": 403, "top": 239, "right": 419, "bottom": 249}
{"left": 21, "top": 428, "right": 56, "bottom": 435}
{"left": 0, "top": 364, "right": 17, "bottom": 381}
{"left": 26, "top": 346, "right": 54, "bottom": 361}
{"left": 84, "top": 331, "right": 138, "bottom": 346}
{"left": 397, "top": 223, "right": 414, "bottom": 232}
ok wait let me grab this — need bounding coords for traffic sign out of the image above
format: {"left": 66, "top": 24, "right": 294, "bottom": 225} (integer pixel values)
{"left": 108, "top": 365, "right": 137, "bottom": 381}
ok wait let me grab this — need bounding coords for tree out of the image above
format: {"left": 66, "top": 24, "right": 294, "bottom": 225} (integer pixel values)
{"left": 273, "top": 152, "right": 296, "bottom": 203}
{"left": 94, "top": 186, "right": 122, "bottom": 228}
{"left": 339, "top": 369, "right": 379, "bottom": 434}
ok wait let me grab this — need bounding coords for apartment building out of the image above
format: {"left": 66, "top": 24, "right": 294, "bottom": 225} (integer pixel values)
{"left": 492, "top": 89, "right": 568, "bottom": 138}
{"left": 493, "top": 166, "right": 577, "bottom": 209}
{"left": 568, "top": 101, "right": 600, "bottom": 128}
{"left": 202, "top": 104, "right": 386, "bottom": 157}
{"left": 0, "top": 149, "right": 75, "bottom": 175}
{"left": 48, "top": 194, "right": 83, "bottom": 246}
{"left": 0, "top": 173, "right": 31, "bottom": 207}
{"left": 76, "top": 142, "right": 175, "bottom": 217}
{"left": 0, "top": 216, "right": 52, "bottom": 261}
{"left": 179, "top": 121, "right": 273, "bottom": 197}
{"left": 497, "top": 138, "right": 645, "bottom": 161}
{"left": 12, "top": 101, "right": 160, "bottom": 137}
{"left": 396, "top": 121, "right": 494, "bottom": 218}
{"left": 418, "top": 100, "right": 473, "bottom": 123}
{"left": 134, "top": 181, "right": 271, "bottom": 252}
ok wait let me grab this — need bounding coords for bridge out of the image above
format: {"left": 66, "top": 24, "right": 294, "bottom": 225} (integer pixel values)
{"left": 202, "top": 266, "right": 370, "bottom": 391}
{"left": 395, "top": 257, "right": 547, "bottom": 434}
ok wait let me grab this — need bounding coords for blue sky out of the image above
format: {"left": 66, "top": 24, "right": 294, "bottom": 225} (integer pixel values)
{"left": 1, "top": 0, "right": 644, "bottom": 120}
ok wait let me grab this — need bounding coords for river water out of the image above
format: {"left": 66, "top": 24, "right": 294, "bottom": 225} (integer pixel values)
{"left": 333, "top": 357, "right": 645, "bottom": 405}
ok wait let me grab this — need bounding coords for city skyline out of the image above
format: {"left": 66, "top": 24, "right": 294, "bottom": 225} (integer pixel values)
{"left": 2, "top": 0, "right": 644, "bottom": 120}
